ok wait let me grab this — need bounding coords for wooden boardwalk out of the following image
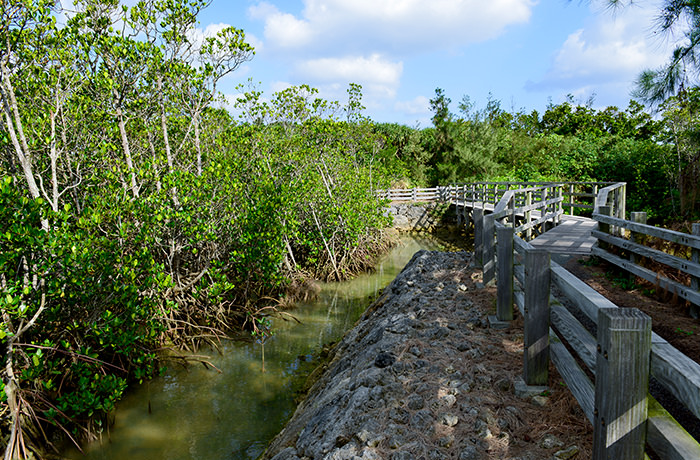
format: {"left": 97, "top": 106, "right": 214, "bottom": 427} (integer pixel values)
{"left": 529, "top": 215, "right": 598, "bottom": 255}
{"left": 459, "top": 201, "right": 598, "bottom": 255}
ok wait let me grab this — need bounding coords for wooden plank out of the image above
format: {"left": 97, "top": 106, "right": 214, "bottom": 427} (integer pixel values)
{"left": 650, "top": 341, "right": 700, "bottom": 421}
{"left": 592, "top": 247, "right": 700, "bottom": 307}
{"left": 552, "top": 262, "right": 700, "bottom": 421}
{"left": 593, "top": 307, "right": 651, "bottom": 460}
{"left": 510, "top": 197, "right": 564, "bottom": 216}
{"left": 513, "top": 236, "right": 533, "bottom": 253}
{"left": 497, "top": 225, "right": 514, "bottom": 321}
{"left": 549, "top": 333, "right": 595, "bottom": 424}
{"left": 514, "top": 290, "right": 525, "bottom": 316}
{"left": 647, "top": 396, "right": 700, "bottom": 460}
{"left": 592, "top": 230, "right": 700, "bottom": 278}
{"left": 530, "top": 218, "right": 597, "bottom": 254}
{"left": 473, "top": 208, "right": 484, "bottom": 264}
{"left": 523, "top": 249, "right": 551, "bottom": 385}
{"left": 550, "top": 305, "right": 596, "bottom": 372}
{"left": 514, "top": 264, "right": 525, "bottom": 286}
{"left": 692, "top": 224, "right": 699, "bottom": 319}
{"left": 550, "top": 262, "right": 618, "bottom": 324}
{"left": 515, "top": 210, "right": 563, "bottom": 233}
{"left": 593, "top": 213, "right": 700, "bottom": 250}
{"left": 483, "top": 214, "right": 496, "bottom": 284}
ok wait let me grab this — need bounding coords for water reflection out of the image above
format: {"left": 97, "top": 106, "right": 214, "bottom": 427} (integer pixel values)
{"left": 65, "top": 235, "right": 463, "bottom": 460}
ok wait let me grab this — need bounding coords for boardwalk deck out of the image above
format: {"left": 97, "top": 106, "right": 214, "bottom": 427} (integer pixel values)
{"left": 529, "top": 215, "right": 598, "bottom": 255}
{"left": 457, "top": 201, "right": 598, "bottom": 255}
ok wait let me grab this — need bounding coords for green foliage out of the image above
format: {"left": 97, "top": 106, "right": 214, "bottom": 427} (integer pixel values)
{"left": 0, "top": 1, "right": 392, "bottom": 455}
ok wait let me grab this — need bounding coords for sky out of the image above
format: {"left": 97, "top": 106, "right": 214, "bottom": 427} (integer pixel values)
{"left": 78, "top": 0, "right": 681, "bottom": 126}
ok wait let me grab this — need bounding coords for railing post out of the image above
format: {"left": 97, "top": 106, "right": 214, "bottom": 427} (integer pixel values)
{"left": 525, "top": 190, "right": 532, "bottom": 240}
{"left": 497, "top": 224, "right": 514, "bottom": 321}
{"left": 691, "top": 223, "right": 700, "bottom": 319}
{"left": 630, "top": 212, "right": 647, "bottom": 265}
{"left": 556, "top": 185, "right": 563, "bottom": 225}
{"left": 483, "top": 214, "right": 496, "bottom": 284}
{"left": 523, "top": 248, "right": 550, "bottom": 386}
{"left": 593, "top": 308, "right": 651, "bottom": 460}
{"left": 474, "top": 208, "right": 484, "bottom": 265}
{"left": 542, "top": 187, "right": 550, "bottom": 232}
{"left": 597, "top": 205, "right": 612, "bottom": 250}
{"left": 569, "top": 183, "right": 575, "bottom": 215}
{"left": 412, "top": 188, "right": 417, "bottom": 201}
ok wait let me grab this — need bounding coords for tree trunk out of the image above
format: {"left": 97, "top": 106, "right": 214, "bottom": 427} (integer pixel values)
{"left": 115, "top": 104, "right": 139, "bottom": 199}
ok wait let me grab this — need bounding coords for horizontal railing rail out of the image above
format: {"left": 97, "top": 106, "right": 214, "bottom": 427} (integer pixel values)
{"left": 482, "top": 181, "right": 700, "bottom": 460}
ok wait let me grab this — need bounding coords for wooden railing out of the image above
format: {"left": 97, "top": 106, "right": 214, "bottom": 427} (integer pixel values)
{"left": 378, "top": 181, "right": 614, "bottom": 216}
{"left": 482, "top": 182, "right": 700, "bottom": 460}
{"left": 592, "top": 211, "right": 700, "bottom": 318}
{"left": 377, "top": 186, "right": 456, "bottom": 202}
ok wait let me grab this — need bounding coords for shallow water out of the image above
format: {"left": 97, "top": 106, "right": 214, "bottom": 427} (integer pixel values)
{"left": 65, "top": 235, "right": 463, "bottom": 460}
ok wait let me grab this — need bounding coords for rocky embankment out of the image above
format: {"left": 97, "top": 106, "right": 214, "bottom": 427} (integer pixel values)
{"left": 263, "top": 250, "right": 590, "bottom": 460}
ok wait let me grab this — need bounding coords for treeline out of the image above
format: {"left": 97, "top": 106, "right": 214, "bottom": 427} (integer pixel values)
{"left": 0, "top": 2, "right": 391, "bottom": 458}
{"left": 375, "top": 89, "right": 700, "bottom": 221}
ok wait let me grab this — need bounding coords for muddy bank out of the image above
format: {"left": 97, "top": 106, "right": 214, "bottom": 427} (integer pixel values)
{"left": 262, "top": 250, "right": 591, "bottom": 460}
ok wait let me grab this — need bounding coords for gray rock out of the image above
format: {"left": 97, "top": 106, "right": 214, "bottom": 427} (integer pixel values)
{"left": 553, "top": 445, "right": 580, "bottom": 459}
{"left": 540, "top": 434, "right": 564, "bottom": 449}
{"left": 269, "top": 447, "right": 299, "bottom": 460}
{"left": 406, "top": 393, "right": 425, "bottom": 410}
{"left": 441, "top": 413, "right": 459, "bottom": 427}
{"left": 459, "top": 445, "right": 481, "bottom": 460}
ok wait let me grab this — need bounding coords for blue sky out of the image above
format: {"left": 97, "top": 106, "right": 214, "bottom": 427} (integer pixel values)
{"left": 137, "top": 1, "right": 679, "bottom": 125}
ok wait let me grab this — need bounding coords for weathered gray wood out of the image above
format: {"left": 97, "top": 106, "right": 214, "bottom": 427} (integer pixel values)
{"left": 483, "top": 214, "right": 496, "bottom": 284}
{"left": 569, "top": 183, "right": 575, "bottom": 215}
{"left": 513, "top": 235, "right": 533, "bottom": 253}
{"left": 530, "top": 216, "right": 597, "bottom": 255}
{"left": 597, "top": 205, "right": 612, "bottom": 250}
{"left": 550, "top": 305, "right": 596, "bottom": 372}
{"left": 514, "top": 264, "right": 525, "bottom": 286}
{"left": 514, "top": 290, "right": 525, "bottom": 316}
{"left": 497, "top": 224, "right": 514, "bottom": 321}
{"left": 692, "top": 224, "right": 699, "bottom": 319}
{"left": 593, "top": 213, "right": 700, "bottom": 250}
{"left": 593, "top": 307, "right": 651, "bottom": 460}
{"left": 525, "top": 190, "right": 532, "bottom": 240}
{"left": 592, "top": 247, "right": 700, "bottom": 307}
{"left": 650, "top": 341, "right": 700, "bottom": 421}
{"left": 550, "top": 261, "right": 617, "bottom": 324}
{"left": 591, "top": 230, "right": 700, "bottom": 279}
{"left": 551, "top": 262, "right": 700, "bottom": 422}
{"left": 514, "top": 210, "right": 563, "bottom": 234}
{"left": 550, "top": 333, "right": 595, "bottom": 424}
{"left": 523, "top": 248, "right": 550, "bottom": 385}
{"left": 630, "top": 212, "right": 647, "bottom": 265}
{"left": 647, "top": 396, "right": 700, "bottom": 460}
{"left": 473, "top": 207, "right": 484, "bottom": 264}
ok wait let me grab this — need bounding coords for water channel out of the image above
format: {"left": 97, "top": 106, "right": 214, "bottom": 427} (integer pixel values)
{"left": 65, "top": 235, "right": 464, "bottom": 460}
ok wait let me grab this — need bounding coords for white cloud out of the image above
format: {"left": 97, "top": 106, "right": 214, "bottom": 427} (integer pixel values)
{"left": 296, "top": 54, "right": 403, "bottom": 85}
{"left": 250, "top": 0, "right": 535, "bottom": 54}
{"left": 295, "top": 54, "right": 403, "bottom": 100}
{"left": 395, "top": 96, "right": 431, "bottom": 115}
{"left": 530, "top": 1, "right": 673, "bottom": 93}
{"left": 249, "top": 2, "right": 314, "bottom": 49}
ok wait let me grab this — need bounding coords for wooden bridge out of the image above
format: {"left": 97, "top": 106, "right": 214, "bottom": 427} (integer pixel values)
{"left": 380, "top": 181, "right": 700, "bottom": 460}
{"left": 380, "top": 181, "right": 621, "bottom": 256}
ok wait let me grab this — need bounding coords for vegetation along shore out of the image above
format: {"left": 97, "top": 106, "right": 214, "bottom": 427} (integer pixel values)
{"left": 2, "top": 1, "right": 699, "bottom": 459}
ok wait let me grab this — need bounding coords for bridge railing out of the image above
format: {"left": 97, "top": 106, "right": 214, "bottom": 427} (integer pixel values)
{"left": 486, "top": 182, "right": 700, "bottom": 460}
{"left": 478, "top": 184, "right": 565, "bottom": 283}
{"left": 455, "top": 181, "right": 614, "bottom": 216}
{"left": 378, "top": 181, "right": 615, "bottom": 216}
{"left": 377, "top": 186, "right": 456, "bottom": 202}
